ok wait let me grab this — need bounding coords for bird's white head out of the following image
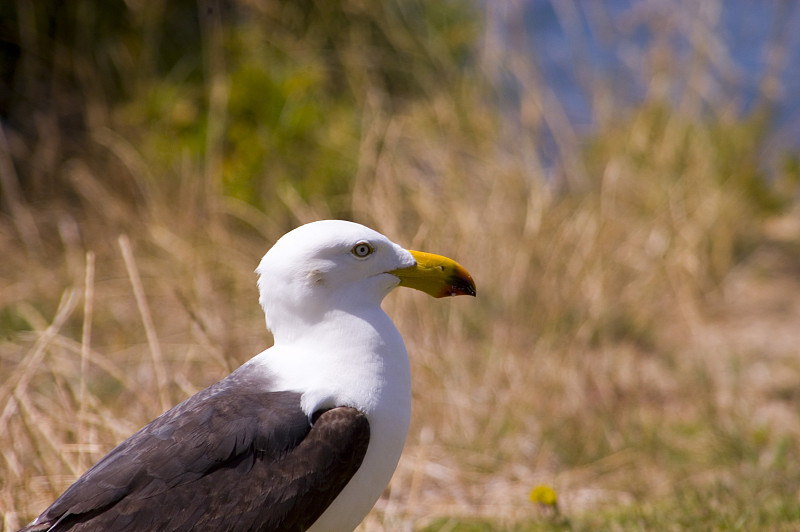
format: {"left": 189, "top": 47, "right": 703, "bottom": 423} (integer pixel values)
{"left": 255, "top": 220, "right": 475, "bottom": 342}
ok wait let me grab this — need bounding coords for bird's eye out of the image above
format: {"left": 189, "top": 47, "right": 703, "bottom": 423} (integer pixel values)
{"left": 352, "top": 242, "right": 374, "bottom": 258}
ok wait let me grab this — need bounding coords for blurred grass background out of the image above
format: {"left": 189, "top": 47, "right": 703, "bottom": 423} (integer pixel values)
{"left": 2, "top": 1, "right": 800, "bottom": 530}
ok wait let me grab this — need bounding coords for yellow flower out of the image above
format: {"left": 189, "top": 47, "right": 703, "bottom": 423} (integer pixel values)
{"left": 529, "top": 484, "right": 558, "bottom": 506}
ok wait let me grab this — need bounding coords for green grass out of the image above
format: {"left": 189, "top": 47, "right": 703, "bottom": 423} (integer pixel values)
{"left": 422, "top": 475, "right": 800, "bottom": 531}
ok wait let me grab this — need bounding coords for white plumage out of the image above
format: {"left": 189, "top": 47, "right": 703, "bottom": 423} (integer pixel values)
{"left": 254, "top": 221, "right": 417, "bottom": 531}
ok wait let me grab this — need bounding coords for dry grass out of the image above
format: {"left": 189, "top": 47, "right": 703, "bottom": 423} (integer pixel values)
{"left": 2, "top": 2, "right": 800, "bottom": 531}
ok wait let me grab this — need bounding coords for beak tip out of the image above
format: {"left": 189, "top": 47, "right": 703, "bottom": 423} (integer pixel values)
{"left": 440, "top": 276, "right": 476, "bottom": 298}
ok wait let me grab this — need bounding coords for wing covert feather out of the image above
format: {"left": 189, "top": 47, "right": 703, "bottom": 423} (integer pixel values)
{"left": 20, "top": 375, "right": 370, "bottom": 532}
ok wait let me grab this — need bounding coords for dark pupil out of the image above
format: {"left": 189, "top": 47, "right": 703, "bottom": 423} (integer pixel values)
{"left": 357, "top": 245, "right": 368, "bottom": 256}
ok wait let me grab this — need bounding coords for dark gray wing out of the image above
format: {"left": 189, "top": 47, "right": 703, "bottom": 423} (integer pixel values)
{"left": 20, "top": 372, "right": 370, "bottom": 532}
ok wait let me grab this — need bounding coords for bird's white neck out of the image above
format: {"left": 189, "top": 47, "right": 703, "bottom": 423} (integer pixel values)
{"left": 254, "top": 304, "right": 411, "bottom": 418}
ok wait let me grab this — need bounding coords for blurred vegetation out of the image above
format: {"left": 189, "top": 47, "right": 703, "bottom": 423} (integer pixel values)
{"left": 1, "top": 0, "right": 478, "bottom": 220}
{"left": 2, "top": 1, "right": 800, "bottom": 530}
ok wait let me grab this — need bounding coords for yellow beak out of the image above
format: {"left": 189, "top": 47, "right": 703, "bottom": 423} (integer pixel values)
{"left": 389, "top": 250, "right": 476, "bottom": 298}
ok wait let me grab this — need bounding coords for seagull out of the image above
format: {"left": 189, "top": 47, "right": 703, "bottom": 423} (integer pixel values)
{"left": 20, "top": 220, "right": 476, "bottom": 532}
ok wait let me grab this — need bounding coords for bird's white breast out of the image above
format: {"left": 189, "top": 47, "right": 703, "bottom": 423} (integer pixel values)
{"left": 249, "top": 307, "right": 412, "bottom": 532}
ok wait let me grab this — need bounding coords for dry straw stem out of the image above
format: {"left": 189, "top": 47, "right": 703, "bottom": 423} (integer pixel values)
{"left": 118, "top": 234, "right": 170, "bottom": 412}
{"left": 78, "top": 251, "right": 95, "bottom": 472}
{"left": 0, "top": 289, "right": 80, "bottom": 431}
